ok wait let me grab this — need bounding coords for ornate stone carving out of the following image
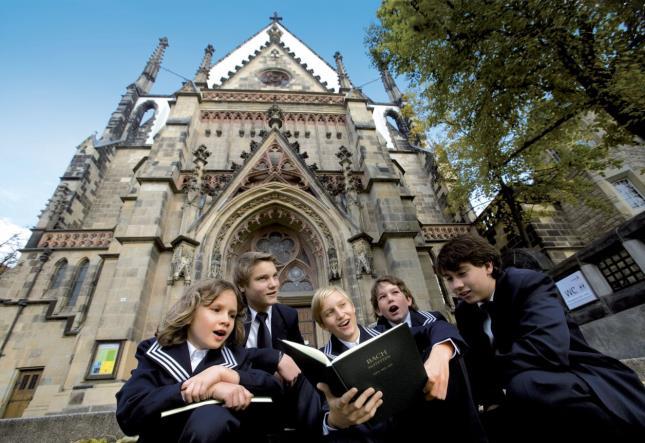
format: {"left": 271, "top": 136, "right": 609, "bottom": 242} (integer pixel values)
{"left": 318, "top": 174, "right": 345, "bottom": 196}
{"left": 211, "top": 192, "right": 334, "bottom": 262}
{"left": 209, "top": 250, "right": 222, "bottom": 279}
{"left": 202, "top": 91, "right": 344, "bottom": 105}
{"left": 184, "top": 146, "right": 212, "bottom": 207}
{"left": 238, "top": 143, "right": 309, "bottom": 193}
{"left": 169, "top": 243, "right": 195, "bottom": 285}
{"left": 200, "top": 110, "right": 346, "bottom": 124}
{"left": 267, "top": 102, "right": 284, "bottom": 130}
{"left": 37, "top": 230, "right": 113, "bottom": 249}
{"left": 267, "top": 22, "right": 283, "bottom": 44}
{"left": 228, "top": 205, "right": 324, "bottom": 256}
{"left": 421, "top": 224, "right": 471, "bottom": 241}
{"left": 328, "top": 247, "right": 340, "bottom": 280}
{"left": 352, "top": 238, "right": 373, "bottom": 278}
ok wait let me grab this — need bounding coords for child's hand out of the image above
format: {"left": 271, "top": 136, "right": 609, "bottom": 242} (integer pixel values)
{"left": 276, "top": 354, "right": 301, "bottom": 386}
{"left": 181, "top": 366, "right": 237, "bottom": 403}
{"left": 317, "top": 383, "right": 383, "bottom": 428}
{"left": 423, "top": 341, "right": 453, "bottom": 400}
{"left": 208, "top": 382, "right": 253, "bottom": 410}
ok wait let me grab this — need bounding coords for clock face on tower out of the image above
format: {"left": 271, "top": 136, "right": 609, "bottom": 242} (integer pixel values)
{"left": 259, "top": 69, "right": 291, "bottom": 87}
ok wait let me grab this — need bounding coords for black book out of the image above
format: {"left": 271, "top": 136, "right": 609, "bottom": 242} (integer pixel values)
{"left": 281, "top": 323, "right": 427, "bottom": 421}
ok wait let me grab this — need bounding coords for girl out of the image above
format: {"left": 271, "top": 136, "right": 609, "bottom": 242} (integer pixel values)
{"left": 116, "top": 279, "right": 284, "bottom": 442}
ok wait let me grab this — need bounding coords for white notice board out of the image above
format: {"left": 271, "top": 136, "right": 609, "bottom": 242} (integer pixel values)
{"left": 555, "top": 271, "right": 597, "bottom": 310}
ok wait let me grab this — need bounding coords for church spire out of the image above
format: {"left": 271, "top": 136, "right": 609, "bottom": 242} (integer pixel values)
{"left": 194, "top": 44, "right": 214, "bottom": 86}
{"left": 334, "top": 51, "right": 353, "bottom": 93}
{"left": 135, "top": 37, "right": 169, "bottom": 94}
{"left": 100, "top": 37, "right": 168, "bottom": 143}
{"left": 377, "top": 61, "right": 403, "bottom": 106}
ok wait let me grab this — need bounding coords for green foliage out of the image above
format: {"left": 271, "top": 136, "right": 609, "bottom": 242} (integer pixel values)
{"left": 368, "top": 0, "right": 642, "bottom": 242}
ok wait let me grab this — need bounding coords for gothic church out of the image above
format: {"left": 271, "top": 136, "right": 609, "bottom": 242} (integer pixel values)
{"left": 0, "top": 17, "right": 466, "bottom": 417}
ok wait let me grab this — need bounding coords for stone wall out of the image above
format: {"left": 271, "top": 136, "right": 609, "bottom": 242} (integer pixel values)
{"left": 0, "top": 411, "right": 125, "bottom": 443}
{"left": 389, "top": 151, "right": 447, "bottom": 224}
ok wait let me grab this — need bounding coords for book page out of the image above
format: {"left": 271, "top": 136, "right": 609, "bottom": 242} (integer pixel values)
{"left": 281, "top": 339, "right": 332, "bottom": 365}
{"left": 333, "top": 322, "right": 405, "bottom": 364}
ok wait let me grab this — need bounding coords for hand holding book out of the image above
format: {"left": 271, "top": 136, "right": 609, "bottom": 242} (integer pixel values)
{"left": 180, "top": 365, "right": 240, "bottom": 404}
{"left": 317, "top": 383, "right": 384, "bottom": 428}
{"left": 206, "top": 382, "right": 253, "bottom": 411}
{"left": 281, "top": 323, "right": 428, "bottom": 421}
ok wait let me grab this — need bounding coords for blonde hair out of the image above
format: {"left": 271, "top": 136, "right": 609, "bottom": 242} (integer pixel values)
{"left": 311, "top": 286, "right": 353, "bottom": 327}
{"left": 156, "top": 279, "right": 246, "bottom": 347}
{"left": 233, "top": 251, "right": 277, "bottom": 290}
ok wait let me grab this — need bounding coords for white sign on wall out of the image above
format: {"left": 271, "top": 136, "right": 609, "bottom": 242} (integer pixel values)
{"left": 555, "top": 271, "right": 597, "bottom": 310}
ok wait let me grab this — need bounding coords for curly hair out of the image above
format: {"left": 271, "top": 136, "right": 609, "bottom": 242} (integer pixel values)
{"left": 156, "top": 279, "right": 246, "bottom": 347}
{"left": 370, "top": 275, "right": 419, "bottom": 320}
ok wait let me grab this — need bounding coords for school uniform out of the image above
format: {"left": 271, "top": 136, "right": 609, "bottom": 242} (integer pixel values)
{"left": 243, "top": 303, "right": 320, "bottom": 439}
{"left": 320, "top": 324, "right": 487, "bottom": 443}
{"left": 115, "top": 337, "right": 283, "bottom": 443}
{"left": 375, "top": 308, "right": 446, "bottom": 330}
{"left": 455, "top": 267, "right": 645, "bottom": 442}
{"left": 244, "top": 303, "right": 304, "bottom": 351}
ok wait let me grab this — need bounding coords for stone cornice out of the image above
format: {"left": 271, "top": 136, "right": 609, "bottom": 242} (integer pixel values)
{"left": 200, "top": 110, "right": 346, "bottom": 124}
{"left": 203, "top": 90, "right": 344, "bottom": 105}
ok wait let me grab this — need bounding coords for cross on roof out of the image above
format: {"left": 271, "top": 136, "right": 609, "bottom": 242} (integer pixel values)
{"left": 270, "top": 12, "right": 283, "bottom": 23}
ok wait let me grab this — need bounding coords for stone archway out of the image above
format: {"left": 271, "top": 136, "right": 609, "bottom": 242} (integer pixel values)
{"left": 125, "top": 100, "right": 158, "bottom": 144}
{"left": 231, "top": 221, "right": 320, "bottom": 346}
{"left": 204, "top": 197, "right": 340, "bottom": 346}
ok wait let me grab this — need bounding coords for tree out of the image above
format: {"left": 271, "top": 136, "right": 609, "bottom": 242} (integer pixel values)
{"left": 0, "top": 233, "right": 22, "bottom": 275}
{"left": 367, "top": 0, "right": 642, "bottom": 244}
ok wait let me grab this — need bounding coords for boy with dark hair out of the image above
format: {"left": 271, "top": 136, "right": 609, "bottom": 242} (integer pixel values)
{"left": 437, "top": 234, "right": 645, "bottom": 442}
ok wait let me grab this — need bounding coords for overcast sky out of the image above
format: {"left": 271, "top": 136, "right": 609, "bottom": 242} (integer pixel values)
{"left": 0, "top": 0, "right": 397, "bottom": 247}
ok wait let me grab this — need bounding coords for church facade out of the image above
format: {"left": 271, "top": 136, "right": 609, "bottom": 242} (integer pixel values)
{"left": 0, "top": 18, "right": 467, "bottom": 417}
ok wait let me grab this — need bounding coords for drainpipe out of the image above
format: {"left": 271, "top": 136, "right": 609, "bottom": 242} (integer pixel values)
{"left": 0, "top": 249, "right": 51, "bottom": 358}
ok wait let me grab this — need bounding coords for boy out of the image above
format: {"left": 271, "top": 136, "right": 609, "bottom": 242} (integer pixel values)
{"left": 233, "top": 251, "right": 319, "bottom": 438}
{"left": 313, "top": 286, "right": 487, "bottom": 442}
{"left": 116, "top": 279, "right": 286, "bottom": 442}
{"left": 371, "top": 275, "right": 446, "bottom": 329}
{"left": 233, "top": 251, "right": 304, "bottom": 352}
{"left": 437, "top": 234, "right": 645, "bottom": 442}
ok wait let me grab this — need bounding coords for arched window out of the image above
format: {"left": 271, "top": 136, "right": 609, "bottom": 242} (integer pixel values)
{"left": 49, "top": 259, "right": 68, "bottom": 290}
{"left": 67, "top": 259, "right": 89, "bottom": 307}
{"left": 243, "top": 224, "right": 321, "bottom": 346}
{"left": 252, "top": 228, "right": 316, "bottom": 292}
{"left": 126, "top": 101, "right": 158, "bottom": 144}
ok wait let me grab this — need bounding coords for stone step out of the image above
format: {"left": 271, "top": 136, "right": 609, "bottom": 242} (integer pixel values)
{"left": 0, "top": 411, "right": 124, "bottom": 443}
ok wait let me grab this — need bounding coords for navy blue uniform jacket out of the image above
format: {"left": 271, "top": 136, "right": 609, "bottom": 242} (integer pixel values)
{"left": 116, "top": 338, "right": 282, "bottom": 441}
{"left": 375, "top": 308, "right": 446, "bottom": 330}
{"left": 455, "top": 267, "right": 645, "bottom": 426}
{"left": 244, "top": 303, "right": 304, "bottom": 351}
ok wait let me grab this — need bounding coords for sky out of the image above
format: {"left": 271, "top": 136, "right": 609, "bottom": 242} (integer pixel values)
{"left": 0, "top": 0, "right": 398, "bottom": 248}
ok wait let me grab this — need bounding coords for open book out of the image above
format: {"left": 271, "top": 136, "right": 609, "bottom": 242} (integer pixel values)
{"left": 161, "top": 396, "right": 272, "bottom": 418}
{"left": 281, "top": 323, "right": 427, "bottom": 421}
